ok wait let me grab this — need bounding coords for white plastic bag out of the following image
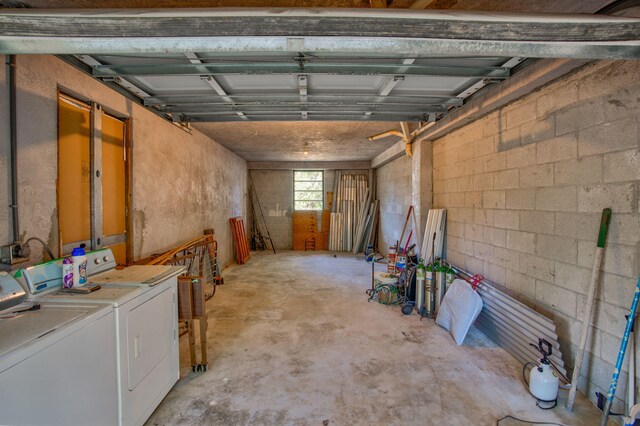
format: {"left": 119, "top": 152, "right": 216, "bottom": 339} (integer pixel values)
{"left": 435, "top": 278, "right": 483, "bottom": 345}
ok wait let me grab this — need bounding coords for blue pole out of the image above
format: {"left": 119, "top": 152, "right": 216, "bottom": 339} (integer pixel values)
{"left": 601, "top": 276, "right": 640, "bottom": 426}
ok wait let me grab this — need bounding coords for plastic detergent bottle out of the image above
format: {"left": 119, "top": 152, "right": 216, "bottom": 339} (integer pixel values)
{"left": 62, "top": 256, "right": 74, "bottom": 288}
{"left": 71, "top": 246, "right": 88, "bottom": 287}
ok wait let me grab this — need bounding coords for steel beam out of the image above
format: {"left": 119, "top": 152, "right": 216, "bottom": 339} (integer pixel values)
{"left": 187, "top": 114, "right": 425, "bottom": 122}
{"left": 158, "top": 101, "right": 455, "bottom": 110}
{"left": 163, "top": 104, "right": 447, "bottom": 114}
{"left": 298, "top": 75, "right": 308, "bottom": 96}
{"left": 186, "top": 109, "right": 429, "bottom": 117}
{"left": 248, "top": 161, "right": 371, "bottom": 169}
{"left": 185, "top": 52, "right": 248, "bottom": 120}
{"left": 1, "top": 9, "right": 638, "bottom": 59}
{"left": 143, "top": 94, "right": 463, "bottom": 106}
{"left": 91, "top": 62, "right": 511, "bottom": 78}
{"left": 415, "top": 58, "right": 590, "bottom": 142}
{"left": 365, "top": 58, "right": 416, "bottom": 117}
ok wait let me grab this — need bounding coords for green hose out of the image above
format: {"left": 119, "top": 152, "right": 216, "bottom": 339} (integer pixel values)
{"left": 368, "top": 283, "right": 405, "bottom": 305}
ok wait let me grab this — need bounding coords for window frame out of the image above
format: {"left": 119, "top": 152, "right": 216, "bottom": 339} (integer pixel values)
{"left": 293, "top": 170, "right": 324, "bottom": 211}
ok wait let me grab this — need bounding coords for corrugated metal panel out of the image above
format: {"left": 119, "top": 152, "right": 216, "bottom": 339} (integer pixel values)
{"left": 452, "top": 265, "right": 567, "bottom": 377}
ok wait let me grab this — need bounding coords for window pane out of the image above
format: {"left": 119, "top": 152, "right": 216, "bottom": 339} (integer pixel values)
{"left": 295, "top": 200, "right": 323, "bottom": 210}
{"left": 295, "top": 191, "right": 323, "bottom": 201}
{"left": 294, "top": 170, "right": 323, "bottom": 210}
{"left": 294, "top": 171, "right": 322, "bottom": 181}
{"left": 295, "top": 181, "right": 323, "bottom": 191}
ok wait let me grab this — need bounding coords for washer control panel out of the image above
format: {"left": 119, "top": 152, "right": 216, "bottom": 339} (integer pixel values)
{"left": 0, "top": 271, "right": 27, "bottom": 311}
{"left": 86, "top": 249, "right": 117, "bottom": 275}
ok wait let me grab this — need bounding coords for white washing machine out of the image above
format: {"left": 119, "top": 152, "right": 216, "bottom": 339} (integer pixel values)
{"left": 86, "top": 250, "right": 185, "bottom": 425}
{"left": 20, "top": 249, "right": 184, "bottom": 426}
{"left": 0, "top": 272, "right": 117, "bottom": 426}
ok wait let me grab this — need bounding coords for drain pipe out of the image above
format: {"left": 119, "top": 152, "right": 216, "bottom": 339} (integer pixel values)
{"left": 6, "top": 55, "right": 19, "bottom": 244}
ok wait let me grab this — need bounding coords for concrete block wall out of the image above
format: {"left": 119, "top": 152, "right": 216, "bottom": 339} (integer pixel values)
{"left": 377, "top": 155, "right": 413, "bottom": 255}
{"left": 249, "top": 170, "right": 294, "bottom": 250}
{"left": 249, "top": 169, "right": 361, "bottom": 250}
{"left": 0, "top": 55, "right": 246, "bottom": 268}
{"left": 433, "top": 60, "right": 640, "bottom": 411}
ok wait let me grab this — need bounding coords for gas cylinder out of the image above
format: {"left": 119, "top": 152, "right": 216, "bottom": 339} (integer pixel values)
{"left": 424, "top": 263, "right": 434, "bottom": 317}
{"left": 415, "top": 259, "right": 426, "bottom": 315}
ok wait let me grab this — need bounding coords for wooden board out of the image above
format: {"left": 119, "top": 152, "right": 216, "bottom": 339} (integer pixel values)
{"left": 293, "top": 211, "right": 324, "bottom": 251}
{"left": 57, "top": 94, "right": 91, "bottom": 247}
{"left": 101, "top": 113, "right": 126, "bottom": 236}
{"left": 229, "top": 217, "right": 250, "bottom": 263}
{"left": 321, "top": 209, "right": 331, "bottom": 250}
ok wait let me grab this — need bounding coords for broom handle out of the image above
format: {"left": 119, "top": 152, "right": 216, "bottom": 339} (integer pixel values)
{"left": 567, "top": 208, "right": 612, "bottom": 412}
{"left": 601, "top": 277, "right": 640, "bottom": 426}
{"left": 397, "top": 206, "right": 413, "bottom": 254}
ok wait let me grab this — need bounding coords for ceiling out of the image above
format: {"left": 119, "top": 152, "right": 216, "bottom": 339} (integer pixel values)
{"left": 194, "top": 121, "right": 406, "bottom": 161}
{"left": 0, "top": 0, "right": 632, "bottom": 162}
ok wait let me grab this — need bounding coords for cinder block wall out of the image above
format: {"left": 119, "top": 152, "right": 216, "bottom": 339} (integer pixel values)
{"left": 249, "top": 170, "right": 294, "bottom": 250}
{"left": 250, "top": 169, "right": 366, "bottom": 250}
{"left": 433, "top": 60, "right": 640, "bottom": 410}
{"left": 377, "top": 155, "right": 412, "bottom": 255}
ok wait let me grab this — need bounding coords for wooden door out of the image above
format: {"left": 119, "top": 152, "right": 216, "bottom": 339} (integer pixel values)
{"left": 57, "top": 93, "right": 129, "bottom": 264}
{"left": 57, "top": 94, "right": 91, "bottom": 254}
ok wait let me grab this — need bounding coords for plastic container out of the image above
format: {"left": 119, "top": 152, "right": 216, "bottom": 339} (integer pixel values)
{"left": 396, "top": 255, "right": 407, "bottom": 271}
{"left": 62, "top": 257, "right": 74, "bottom": 288}
{"left": 71, "top": 246, "right": 88, "bottom": 287}
{"left": 387, "top": 246, "right": 397, "bottom": 273}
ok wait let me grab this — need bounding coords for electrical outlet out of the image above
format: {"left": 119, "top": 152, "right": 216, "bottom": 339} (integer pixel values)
{"left": 0, "top": 244, "right": 29, "bottom": 266}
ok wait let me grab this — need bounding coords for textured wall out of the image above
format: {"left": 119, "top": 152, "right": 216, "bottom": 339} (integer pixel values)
{"left": 2, "top": 55, "right": 246, "bottom": 267}
{"left": 0, "top": 55, "right": 9, "bottom": 245}
{"left": 250, "top": 168, "right": 372, "bottom": 250}
{"left": 249, "top": 170, "right": 294, "bottom": 250}
{"left": 376, "top": 155, "right": 412, "bottom": 255}
{"left": 433, "top": 60, "right": 640, "bottom": 412}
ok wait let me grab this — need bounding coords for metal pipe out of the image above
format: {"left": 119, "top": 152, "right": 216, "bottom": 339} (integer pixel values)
{"left": 6, "top": 55, "right": 19, "bottom": 244}
{"left": 628, "top": 320, "right": 635, "bottom": 412}
{"left": 368, "top": 129, "right": 404, "bottom": 141}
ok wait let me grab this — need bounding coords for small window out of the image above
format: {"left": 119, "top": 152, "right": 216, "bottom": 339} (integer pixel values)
{"left": 294, "top": 170, "right": 323, "bottom": 210}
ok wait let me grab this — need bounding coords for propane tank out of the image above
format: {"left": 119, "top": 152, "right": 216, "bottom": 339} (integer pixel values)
{"left": 434, "top": 260, "right": 446, "bottom": 314}
{"left": 424, "top": 262, "right": 434, "bottom": 317}
{"left": 528, "top": 339, "right": 559, "bottom": 404}
{"left": 415, "top": 259, "right": 426, "bottom": 315}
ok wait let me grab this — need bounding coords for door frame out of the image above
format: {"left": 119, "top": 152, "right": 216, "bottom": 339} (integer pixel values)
{"left": 57, "top": 91, "right": 132, "bottom": 263}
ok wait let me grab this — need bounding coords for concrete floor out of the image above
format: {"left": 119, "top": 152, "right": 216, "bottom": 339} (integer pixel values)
{"left": 147, "top": 251, "right": 605, "bottom": 426}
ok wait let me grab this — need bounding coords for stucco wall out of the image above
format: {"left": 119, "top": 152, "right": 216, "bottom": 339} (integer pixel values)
{"left": 249, "top": 168, "right": 339, "bottom": 250}
{"left": 0, "top": 56, "right": 10, "bottom": 246}
{"left": 433, "top": 60, "right": 640, "bottom": 412}
{"left": 376, "top": 155, "right": 412, "bottom": 255}
{"left": 1, "top": 55, "right": 246, "bottom": 267}
{"left": 249, "top": 169, "right": 294, "bottom": 250}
